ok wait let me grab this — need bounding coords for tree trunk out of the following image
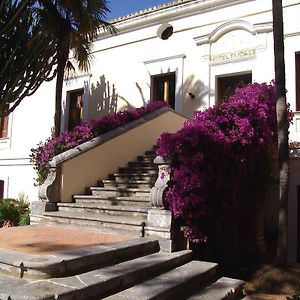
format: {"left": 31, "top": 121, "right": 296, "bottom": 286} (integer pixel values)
{"left": 54, "top": 41, "right": 69, "bottom": 137}
{"left": 272, "top": 0, "right": 289, "bottom": 267}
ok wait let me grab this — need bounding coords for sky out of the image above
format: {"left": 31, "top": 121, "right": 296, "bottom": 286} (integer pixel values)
{"left": 105, "top": 0, "right": 171, "bottom": 20}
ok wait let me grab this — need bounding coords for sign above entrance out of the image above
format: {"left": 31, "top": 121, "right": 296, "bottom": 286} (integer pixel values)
{"left": 210, "top": 48, "right": 256, "bottom": 63}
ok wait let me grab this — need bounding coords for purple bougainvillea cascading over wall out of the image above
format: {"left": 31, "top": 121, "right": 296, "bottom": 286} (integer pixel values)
{"left": 156, "top": 82, "right": 290, "bottom": 244}
{"left": 30, "top": 101, "right": 167, "bottom": 184}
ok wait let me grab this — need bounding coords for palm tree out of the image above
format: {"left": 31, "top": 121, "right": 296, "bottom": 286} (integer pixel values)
{"left": 37, "top": 0, "right": 115, "bottom": 137}
{"left": 272, "top": 0, "right": 289, "bottom": 266}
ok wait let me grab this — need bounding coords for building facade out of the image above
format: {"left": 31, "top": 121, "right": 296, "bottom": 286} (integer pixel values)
{"left": 0, "top": 0, "right": 300, "bottom": 261}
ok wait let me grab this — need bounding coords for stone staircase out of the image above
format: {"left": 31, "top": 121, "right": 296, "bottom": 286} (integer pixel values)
{"left": 0, "top": 239, "right": 245, "bottom": 299}
{"left": 24, "top": 147, "right": 246, "bottom": 299}
{"left": 41, "top": 149, "right": 158, "bottom": 236}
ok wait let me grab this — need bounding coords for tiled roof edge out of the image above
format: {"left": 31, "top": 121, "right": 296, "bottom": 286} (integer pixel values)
{"left": 109, "top": 0, "right": 196, "bottom": 23}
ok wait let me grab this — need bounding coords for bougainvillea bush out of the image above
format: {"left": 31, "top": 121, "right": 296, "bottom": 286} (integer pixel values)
{"left": 157, "top": 82, "right": 288, "bottom": 244}
{"left": 30, "top": 101, "right": 167, "bottom": 184}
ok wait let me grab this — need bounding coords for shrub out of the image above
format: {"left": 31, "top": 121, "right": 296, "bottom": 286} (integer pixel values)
{"left": 0, "top": 198, "right": 30, "bottom": 227}
{"left": 0, "top": 201, "right": 20, "bottom": 226}
{"left": 19, "top": 213, "right": 30, "bottom": 226}
{"left": 30, "top": 101, "right": 167, "bottom": 185}
{"left": 157, "top": 82, "right": 291, "bottom": 243}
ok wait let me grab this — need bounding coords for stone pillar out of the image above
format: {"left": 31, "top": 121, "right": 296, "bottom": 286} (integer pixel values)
{"left": 145, "top": 156, "right": 186, "bottom": 252}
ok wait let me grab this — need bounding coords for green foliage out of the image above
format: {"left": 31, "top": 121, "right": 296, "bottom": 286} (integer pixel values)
{"left": 0, "top": 0, "right": 57, "bottom": 116}
{"left": 0, "top": 201, "right": 20, "bottom": 226}
{"left": 35, "top": 0, "right": 115, "bottom": 136}
{"left": 19, "top": 213, "right": 30, "bottom": 226}
{"left": 0, "top": 198, "right": 30, "bottom": 227}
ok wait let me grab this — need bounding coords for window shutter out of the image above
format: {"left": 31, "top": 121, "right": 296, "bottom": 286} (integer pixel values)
{"left": 0, "top": 105, "right": 9, "bottom": 138}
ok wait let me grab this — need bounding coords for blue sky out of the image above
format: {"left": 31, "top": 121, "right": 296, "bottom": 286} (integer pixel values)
{"left": 106, "top": 0, "right": 171, "bottom": 20}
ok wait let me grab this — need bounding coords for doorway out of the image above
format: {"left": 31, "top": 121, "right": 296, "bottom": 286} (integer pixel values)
{"left": 151, "top": 72, "right": 176, "bottom": 109}
{"left": 216, "top": 72, "right": 252, "bottom": 104}
{"left": 68, "top": 89, "right": 84, "bottom": 130}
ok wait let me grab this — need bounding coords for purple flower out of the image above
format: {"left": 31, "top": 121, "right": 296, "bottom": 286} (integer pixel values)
{"left": 157, "top": 82, "right": 292, "bottom": 244}
{"left": 30, "top": 101, "right": 167, "bottom": 184}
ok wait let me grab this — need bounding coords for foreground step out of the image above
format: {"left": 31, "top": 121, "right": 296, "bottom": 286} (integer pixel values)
{"left": 0, "top": 250, "right": 192, "bottom": 300}
{"left": 42, "top": 211, "right": 146, "bottom": 236}
{"left": 0, "top": 274, "right": 27, "bottom": 296}
{"left": 104, "top": 260, "right": 218, "bottom": 300}
{"left": 187, "top": 277, "right": 245, "bottom": 300}
{"left": 0, "top": 239, "right": 159, "bottom": 280}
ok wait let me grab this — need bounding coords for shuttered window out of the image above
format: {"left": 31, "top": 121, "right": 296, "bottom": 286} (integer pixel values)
{"left": 0, "top": 180, "right": 3, "bottom": 199}
{"left": 0, "top": 105, "right": 9, "bottom": 138}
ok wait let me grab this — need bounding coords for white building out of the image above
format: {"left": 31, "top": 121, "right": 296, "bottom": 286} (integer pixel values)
{"left": 1, "top": 0, "right": 300, "bottom": 261}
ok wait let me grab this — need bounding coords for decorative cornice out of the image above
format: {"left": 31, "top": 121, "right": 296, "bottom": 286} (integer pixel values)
{"left": 98, "top": 0, "right": 254, "bottom": 38}
{"left": 194, "top": 20, "right": 273, "bottom": 46}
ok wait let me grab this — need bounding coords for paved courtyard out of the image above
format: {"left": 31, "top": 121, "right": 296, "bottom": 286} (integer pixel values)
{"left": 0, "top": 225, "right": 133, "bottom": 255}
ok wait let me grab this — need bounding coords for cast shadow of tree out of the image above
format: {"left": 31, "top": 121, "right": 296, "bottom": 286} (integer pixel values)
{"left": 87, "top": 75, "right": 134, "bottom": 120}
{"left": 181, "top": 75, "right": 213, "bottom": 116}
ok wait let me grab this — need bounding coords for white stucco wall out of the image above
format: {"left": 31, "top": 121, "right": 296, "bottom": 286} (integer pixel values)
{"left": 1, "top": 0, "right": 300, "bottom": 261}
{"left": 0, "top": 80, "right": 55, "bottom": 201}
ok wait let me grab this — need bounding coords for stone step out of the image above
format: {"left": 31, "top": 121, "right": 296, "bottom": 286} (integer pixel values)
{"left": 0, "top": 274, "right": 27, "bottom": 296}
{"left": 104, "top": 260, "right": 218, "bottom": 300}
{"left": 113, "top": 173, "right": 157, "bottom": 182}
{"left": 57, "top": 202, "right": 149, "bottom": 218}
{"left": 145, "top": 149, "right": 157, "bottom": 156}
{"left": 118, "top": 166, "right": 158, "bottom": 175}
{"left": 42, "top": 211, "right": 146, "bottom": 236}
{"left": 186, "top": 277, "right": 245, "bottom": 300}
{"left": 101, "top": 180, "right": 154, "bottom": 189}
{"left": 1, "top": 250, "right": 193, "bottom": 300}
{"left": 90, "top": 186, "right": 151, "bottom": 197}
{"left": 73, "top": 195, "right": 151, "bottom": 206}
{"left": 128, "top": 161, "right": 155, "bottom": 168}
{"left": 0, "top": 239, "right": 160, "bottom": 280}
{"left": 136, "top": 155, "right": 156, "bottom": 162}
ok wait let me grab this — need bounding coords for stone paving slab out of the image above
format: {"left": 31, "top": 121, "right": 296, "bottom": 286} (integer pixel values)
{"left": 0, "top": 225, "right": 133, "bottom": 255}
{"left": 0, "top": 274, "right": 27, "bottom": 293}
{"left": 0, "top": 236, "right": 159, "bottom": 280}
